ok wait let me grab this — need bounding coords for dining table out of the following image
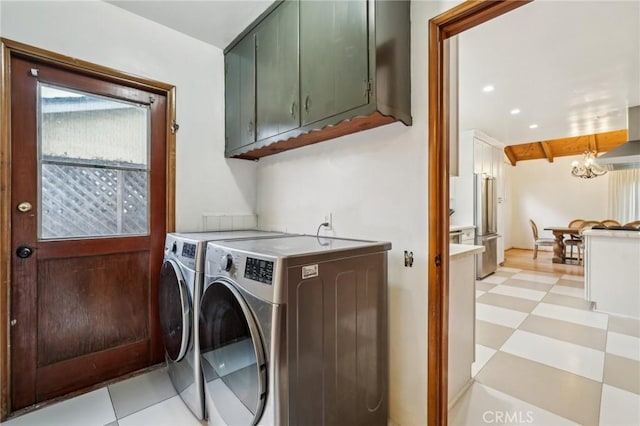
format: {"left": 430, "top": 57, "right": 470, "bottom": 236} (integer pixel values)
{"left": 543, "top": 226, "right": 581, "bottom": 264}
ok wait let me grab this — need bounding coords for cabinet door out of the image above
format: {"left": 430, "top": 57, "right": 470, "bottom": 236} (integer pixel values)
{"left": 473, "top": 138, "right": 483, "bottom": 174}
{"left": 256, "top": 0, "right": 299, "bottom": 140}
{"left": 300, "top": 0, "right": 369, "bottom": 126}
{"left": 225, "top": 34, "right": 256, "bottom": 153}
{"left": 481, "top": 142, "right": 493, "bottom": 176}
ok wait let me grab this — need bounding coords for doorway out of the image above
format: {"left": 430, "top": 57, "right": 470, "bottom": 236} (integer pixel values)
{"left": 1, "top": 39, "right": 176, "bottom": 417}
{"left": 427, "top": 2, "right": 531, "bottom": 424}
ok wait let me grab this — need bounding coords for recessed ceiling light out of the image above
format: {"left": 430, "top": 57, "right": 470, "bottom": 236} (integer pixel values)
{"left": 482, "top": 85, "right": 495, "bottom": 93}
{"left": 510, "top": 108, "right": 521, "bottom": 115}
{"left": 529, "top": 124, "right": 538, "bottom": 129}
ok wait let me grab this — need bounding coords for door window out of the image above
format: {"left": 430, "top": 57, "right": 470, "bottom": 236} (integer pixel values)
{"left": 38, "top": 83, "right": 150, "bottom": 239}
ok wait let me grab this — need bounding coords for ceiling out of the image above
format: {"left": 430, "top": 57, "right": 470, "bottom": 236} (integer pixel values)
{"left": 459, "top": 0, "right": 640, "bottom": 146}
{"left": 106, "top": 1, "right": 640, "bottom": 147}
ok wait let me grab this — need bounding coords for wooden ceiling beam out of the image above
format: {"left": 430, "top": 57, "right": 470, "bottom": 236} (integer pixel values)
{"left": 505, "top": 129, "right": 627, "bottom": 165}
{"left": 504, "top": 146, "right": 517, "bottom": 166}
{"left": 540, "top": 141, "right": 554, "bottom": 162}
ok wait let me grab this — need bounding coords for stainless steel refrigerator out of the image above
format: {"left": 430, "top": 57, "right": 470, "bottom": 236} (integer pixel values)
{"left": 474, "top": 174, "right": 498, "bottom": 278}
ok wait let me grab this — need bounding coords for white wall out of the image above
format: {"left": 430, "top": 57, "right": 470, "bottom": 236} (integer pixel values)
{"left": 508, "top": 155, "right": 609, "bottom": 249}
{"left": 256, "top": 2, "right": 461, "bottom": 425}
{"left": 0, "top": 0, "right": 257, "bottom": 231}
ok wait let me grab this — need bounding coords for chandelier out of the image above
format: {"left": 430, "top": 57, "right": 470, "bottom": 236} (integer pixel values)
{"left": 571, "top": 150, "right": 607, "bottom": 179}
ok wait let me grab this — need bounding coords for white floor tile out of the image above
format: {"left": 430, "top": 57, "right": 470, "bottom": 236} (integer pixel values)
{"left": 476, "top": 290, "right": 485, "bottom": 298}
{"left": 500, "top": 330, "right": 605, "bottom": 382}
{"left": 497, "top": 266, "right": 522, "bottom": 274}
{"left": 489, "top": 285, "right": 547, "bottom": 301}
{"left": 549, "top": 285, "right": 585, "bottom": 299}
{"left": 476, "top": 303, "right": 528, "bottom": 329}
{"left": 532, "top": 303, "right": 608, "bottom": 330}
{"left": 0, "top": 388, "right": 115, "bottom": 426}
{"left": 449, "top": 382, "right": 579, "bottom": 426}
{"left": 118, "top": 395, "right": 201, "bottom": 426}
{"left": 472, "top": 344, "right": 497, "bottom": 377}
{"left": 599, "top": 384, "right": 640, "bottom": 426}
{"left": 561, "top": 274, "right": 584, "bottom": 283}
{"left": 511, "top": 273, "right": 559, "bottom": 285}
{"left": 606, "top": 332, "right": 640, "bottom": 362}
{"left": 480, "top": 275, "right": 509, "bottom": 285}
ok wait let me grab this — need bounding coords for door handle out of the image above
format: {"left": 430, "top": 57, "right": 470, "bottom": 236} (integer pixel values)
{"left": 17, "top": 202, "right": 32, "bottom": 213}
{"left": 304, "top": 95, "right": 311, "bottom": 113}
{"left": 16, "top": 246, "right": 33, "bottom": 259}
{"left": 290, "top": 101, "right": 296, "bottom": 118}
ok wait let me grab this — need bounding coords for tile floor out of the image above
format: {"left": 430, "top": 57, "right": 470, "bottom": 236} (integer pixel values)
{"left": 2, "top": 267, "right": 638, "bottom": 425}
{"left": 451, "top": 267, "right": 640, "bottom": 425}
{"left": 0, "top": 368, "right": 205, "bottom": 426}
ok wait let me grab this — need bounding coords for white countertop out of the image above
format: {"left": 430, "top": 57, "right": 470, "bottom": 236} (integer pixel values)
{"left": 450, "top": 243, "right": 484, "bottom": 258}
{"left": 583, "top": 229, "right": 640, "bottom": 239}
{"left": 450, "top": 225, "right": 475, "bottom": 232}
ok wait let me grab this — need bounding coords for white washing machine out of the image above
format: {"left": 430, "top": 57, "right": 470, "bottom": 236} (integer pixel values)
{"left": 200, "top": 235, "right": 391, "bottom": 425}
{"left": 158, "top": 231, "right": 287, "bottom": 420}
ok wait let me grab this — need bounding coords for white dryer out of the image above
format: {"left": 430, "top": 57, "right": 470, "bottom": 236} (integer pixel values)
{"left": 200, "top": 235, "right": 391, "bottom": 425}
{"left": 158, "top": 230, "right": 286, "bottom": 420}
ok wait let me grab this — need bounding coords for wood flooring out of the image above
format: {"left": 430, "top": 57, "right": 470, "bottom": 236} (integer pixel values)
{"left": 502, "top": 248, "right": 584, "bottom": 276}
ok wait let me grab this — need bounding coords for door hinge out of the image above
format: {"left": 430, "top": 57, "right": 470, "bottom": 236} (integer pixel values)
{"left": 30, "top": 68, "right": 39, "bottom": 77}
{"left": 435, "top": 254, "right": 442, "bottom": 267}
{"left": 365, "top": 79, "right": 372, "bottom": 98}
{"left": 171, "top": 120, "right": 180, "bottom": 134}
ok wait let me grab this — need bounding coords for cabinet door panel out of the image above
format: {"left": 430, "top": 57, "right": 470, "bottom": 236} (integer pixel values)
{"left": 225, "top": 54, "right": 241, "bottom": 152}
{"left": 300, "top": 0, "right": 368, "bottom": 126}
{"left": 256, "top": 0, "right": 299, "bottom": 141}
{"left": 238, "top": 35, "right": 256, "bottom": 148}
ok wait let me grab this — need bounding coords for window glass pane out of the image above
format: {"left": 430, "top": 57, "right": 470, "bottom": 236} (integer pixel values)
{"left": 38, "top": 84, "right": 150, "bottom": 239}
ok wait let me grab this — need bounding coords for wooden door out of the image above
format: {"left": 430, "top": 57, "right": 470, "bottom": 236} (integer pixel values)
{"left": 9, "top": 56, "right": 166, "bottom": 410}
{"left": 300, "top": 0, "right": 369, "bottom": 126}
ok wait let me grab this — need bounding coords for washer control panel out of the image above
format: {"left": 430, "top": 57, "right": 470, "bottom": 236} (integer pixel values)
{"left": 244, "top": 257, "right": 274, "bottom": 285}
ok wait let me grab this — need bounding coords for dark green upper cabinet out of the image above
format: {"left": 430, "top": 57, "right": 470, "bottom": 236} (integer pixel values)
{"left": 224, "top": 0, "right": 411, "bottom": 160}
{"left": 256, "top": 0, "right": 299, "bottom": 140}
{"left": 225, "top": 33, "right": 256, "bottom": 152}
{"left": 300, "top": 0, "right": 368, "bottom": 126}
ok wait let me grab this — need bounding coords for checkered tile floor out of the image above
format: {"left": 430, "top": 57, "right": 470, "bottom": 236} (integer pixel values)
{"left": 450, "top": 267, "right": 640, "bottom": 425}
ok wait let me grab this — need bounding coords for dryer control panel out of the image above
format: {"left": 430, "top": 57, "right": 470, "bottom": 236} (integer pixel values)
{"left": 244, "top": 257, "right": 274, "bottom": 285}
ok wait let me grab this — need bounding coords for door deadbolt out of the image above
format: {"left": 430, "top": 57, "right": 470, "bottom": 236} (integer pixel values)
{"left": 16, "top": 246, "right": 33, "bottom": 259}
{"left": 17, "top": 202, "right": 32, "bottom": 212}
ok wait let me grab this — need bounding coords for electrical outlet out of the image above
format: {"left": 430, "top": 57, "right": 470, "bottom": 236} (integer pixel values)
{"left": 324, "top": 212, "right": 333, "bottom": 230}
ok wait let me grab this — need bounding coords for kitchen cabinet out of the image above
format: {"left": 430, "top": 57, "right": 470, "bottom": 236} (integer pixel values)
{"left": 224, "top": 0, "right": 412, "bottom": 160}
{"left": 449, "top": 244, "right": 484, "bottom": 407}
{"left": 584, "top": 229, "right": 640, "bottom": 319}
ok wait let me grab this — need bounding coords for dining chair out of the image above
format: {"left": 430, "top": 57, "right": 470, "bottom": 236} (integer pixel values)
{"left": 565, "top": 219, "right": 586, "bottom": 259}
{"left": 601, "top": 219, "right": 621, "bottom": 226}
{"left": 570, "top": 221, "right": 602, "bottom": 265}
{"left": 624, "top": 220, "right": 640, "bottom": 229}
{"left": 529, "top": 219, "right": 554, "bottom": 259}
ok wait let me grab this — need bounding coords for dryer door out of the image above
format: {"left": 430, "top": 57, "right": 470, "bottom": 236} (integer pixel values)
{"left": 158, "top": 259, "right": 191, "bottom": 362}
{"left": 199, "top": 280, "right": 267, "bottom": 425}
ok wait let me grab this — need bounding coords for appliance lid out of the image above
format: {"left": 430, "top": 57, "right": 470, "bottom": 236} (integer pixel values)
{"left": 595, "top": 106, "right": 640, "bottom": 171}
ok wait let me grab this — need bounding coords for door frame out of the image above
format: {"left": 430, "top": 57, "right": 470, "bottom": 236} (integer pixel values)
{"left": 427, "top": 1, "right": 531, "bottom": 424}
{"left": 0, "top": 38, "right": 176, "bottom": 419}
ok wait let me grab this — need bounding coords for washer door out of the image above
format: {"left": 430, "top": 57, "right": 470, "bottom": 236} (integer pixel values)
{"left": 199, "top": 280, "right": 266, "bottom": 425}
{"left": 158, "top": 259, "right": 191, "bottom": 362}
